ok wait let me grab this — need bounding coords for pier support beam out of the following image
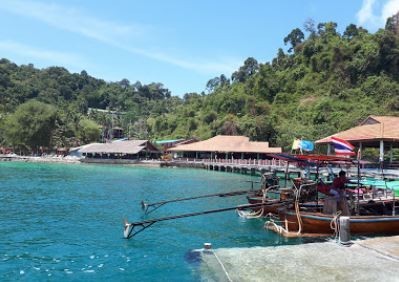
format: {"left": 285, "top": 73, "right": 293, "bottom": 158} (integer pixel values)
{"left": 379, "top": 140, "right": 384, "bottom": 162}
{"left": 390, "top": 143, "right": 393, "bottom": 163}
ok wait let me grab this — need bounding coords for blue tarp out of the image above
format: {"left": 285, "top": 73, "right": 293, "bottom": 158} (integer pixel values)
{"left": 300, "top": 140, "right": 314, "bottom": 152}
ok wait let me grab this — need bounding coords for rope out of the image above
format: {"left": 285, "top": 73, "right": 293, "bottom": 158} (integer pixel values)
{"left": 329, "top": 211, "right": 342, "bottom": 241}
{"left": 237, "top": 187, "right": 270, "bottom": 219}
{"left": 236, "top": 208, "right": 263, "bottom": 218}
{"left": 210, "top": 249, "right": 233, "bottom": 282}
{"left": 264, "top": 219, "right": 287, "bottom": 234}
{"left": 268, "top": 181, "right": 318, "bottom": 237}
{"left": 263, "top": 182, "right": 310, "bottom": 236}
{"left": 290, "top": 180, "right": 315, "bottom": 235}
{"left": 293, "top": 185, "right": 303, "bottom": 235}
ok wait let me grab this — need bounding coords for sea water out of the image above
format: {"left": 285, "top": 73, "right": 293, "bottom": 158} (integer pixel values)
{"left": 0, "top": 162, "right": 303, "bottom": 281}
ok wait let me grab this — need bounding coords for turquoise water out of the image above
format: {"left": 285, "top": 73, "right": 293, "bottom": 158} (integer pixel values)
{"left": 0, "top": 162, "right": 303, "bottom": 281}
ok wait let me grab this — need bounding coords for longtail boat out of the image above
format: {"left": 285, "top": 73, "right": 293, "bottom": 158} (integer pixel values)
{"left": 246, "top": 195, "right": 290, "bottom": 215}
{"left": 276, "top": 208, "right": 399, "bottom": 235}
{"left": 242, "top": 166, "right": 320, "bottom": 217}
{"left": 238, "top": 171, "right": 308, "bottom": 218}
{"left": 266, "top": 175, "right": 399, "bottom": 236}
{"left": 264, "top": 153, "right": 399, "bottom": 236}
{"left": 245, "top": 178, "right": 315, "bottom": 216}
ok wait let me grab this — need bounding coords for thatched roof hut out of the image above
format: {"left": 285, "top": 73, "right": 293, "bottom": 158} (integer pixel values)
{"left": 80, "top": 140, "right": 159, "bottom": 155}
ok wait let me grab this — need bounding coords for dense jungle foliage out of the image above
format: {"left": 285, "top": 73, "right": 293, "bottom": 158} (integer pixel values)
{"left": 1, "top": 18, "right": 399, "bottom": 153}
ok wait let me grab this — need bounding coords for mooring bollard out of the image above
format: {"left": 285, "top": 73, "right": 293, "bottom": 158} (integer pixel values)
{"left": 202, "top": 242, "right": 213, "bottom": 254}
{"left": 204, "top": 243, "right": 212, "bottom": 250}
{"left": 339, "top": 216, "right": 352, "bottom": 246}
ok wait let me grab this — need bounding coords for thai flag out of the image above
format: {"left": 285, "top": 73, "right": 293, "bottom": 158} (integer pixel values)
{"left": 331, "top": 137, "right": 355, "bottom": 156}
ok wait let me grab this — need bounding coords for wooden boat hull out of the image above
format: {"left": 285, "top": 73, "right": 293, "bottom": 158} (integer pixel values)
{"left": 246, "top": 197, "right": 286, "bottom": 215}
{"left": 246, "top": 187, "right": 295, "bottom": 215}
{"left": 281, "top": 211, "right": 399, "bottom": 235}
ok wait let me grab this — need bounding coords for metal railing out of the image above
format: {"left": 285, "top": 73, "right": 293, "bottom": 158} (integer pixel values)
{"left": 171, "top": 157, "right": 289, "bottom": 168}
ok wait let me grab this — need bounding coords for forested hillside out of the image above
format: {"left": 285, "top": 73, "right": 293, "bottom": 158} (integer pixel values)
{"left": 1, "top": 18, "right": 399, "bottom": 153}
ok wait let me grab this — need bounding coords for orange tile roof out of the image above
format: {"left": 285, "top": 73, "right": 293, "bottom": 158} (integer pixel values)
{"left": 169, "top": 135, "right": 282, "bottom": 153}
{"left": 316, "top": 115, "right": 399, "bottom": 144}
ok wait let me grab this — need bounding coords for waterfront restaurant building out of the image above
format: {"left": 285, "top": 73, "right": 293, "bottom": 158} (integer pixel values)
{"left": 168, "top": 135, "right": 282, "bottom": 160}
{"left": 316, "top": 115, "right": 399, "bottom": 163}
{"left": 79, "top": 139, "right": 161, "bottom": 163}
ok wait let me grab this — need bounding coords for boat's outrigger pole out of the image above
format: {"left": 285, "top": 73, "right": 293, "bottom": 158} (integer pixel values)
{"left": 125, "top": 201, "right": 290, "bottom": 239}
{"left": 141, "top": 188, "right": 260, "bottom": 214}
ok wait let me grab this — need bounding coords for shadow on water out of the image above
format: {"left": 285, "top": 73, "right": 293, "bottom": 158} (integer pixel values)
{"left": 184, "top": 249, "right": 204, "bottom": 265}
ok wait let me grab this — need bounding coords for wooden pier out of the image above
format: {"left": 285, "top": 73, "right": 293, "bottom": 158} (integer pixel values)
{"left": 162, "top": 158, "right": 303, "bottom": 178}
{"left": 161, "top": 158, "right": 399, "bottom": 181}
{"left": 201, "top": 236, "right": 399, "bottom": 281}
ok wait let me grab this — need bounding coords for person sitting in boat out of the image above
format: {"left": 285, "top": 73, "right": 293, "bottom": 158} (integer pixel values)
{"left": 331, "top": 170, "right": 350, "bottom": 215}
{"left": 330, "top": 170, "right": 348, "bottom": 199}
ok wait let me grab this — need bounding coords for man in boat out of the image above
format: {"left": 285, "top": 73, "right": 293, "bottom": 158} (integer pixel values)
{"left": 330, "top": 170, "right": 350, "bottom": 215}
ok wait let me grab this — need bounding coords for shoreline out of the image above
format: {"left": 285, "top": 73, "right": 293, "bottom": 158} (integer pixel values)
{"left": 0, "top": 155, "right": 167, "bottom": 167}
{"left": 0, "top": 155, "right": 81, "bottom": 164}
{"left": 3, "top": 155, "right": 399, "bottom": 182}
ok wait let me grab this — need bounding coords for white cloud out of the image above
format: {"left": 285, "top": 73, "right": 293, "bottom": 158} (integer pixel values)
{"left": 357, "top": 0, "right": 377, "bottom": 26}
{"left": 120, "top": 45, "right": 241, "bottom": 74}
{"left": 0, "top": 0, "right": 145, "bottom": 44}
{"left": 381, "top": 0, "right": 399, "bottom": 21}
{"left": 0, "top": 40, "right": 89, "bottom": 70}
{"left": 0, "top": 0, "right": 239, "bottom": 75}
{"left": 357, "top": 0, "right": 399, "bottom": 29}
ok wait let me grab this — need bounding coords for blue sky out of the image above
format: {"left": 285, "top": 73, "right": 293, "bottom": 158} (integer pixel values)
{"left": 0, "top": 0, "right": 398, "bottom": 96}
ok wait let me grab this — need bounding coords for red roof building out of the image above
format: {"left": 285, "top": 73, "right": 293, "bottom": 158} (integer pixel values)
{"left": 316, "top": 115, "right": 399, "bottom": 161}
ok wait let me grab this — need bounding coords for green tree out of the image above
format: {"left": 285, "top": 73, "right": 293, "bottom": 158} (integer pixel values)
{"left": 3, "top": 100, "right": 57, "bottom": 153}
{"left": 77, "top": 118, "right": 101, "bottom": 144}
{"left": 284, "top": 28, "right": 305, "bottom": 52}
{"left": 231, "top": 57, "right": 259, "bottom": 83}
{"left": 343, "top": 24, "right": 359, "bottom": 40}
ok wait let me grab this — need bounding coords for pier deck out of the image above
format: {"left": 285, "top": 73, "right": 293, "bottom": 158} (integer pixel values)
{"left": 164, "top": 158, "right": 302, "bottom": 177}
{"left": 164, "top": 158, "right": 399, "bottom": 179}
{"left": 201, "top": 236, "right": 399, "bottom": 281}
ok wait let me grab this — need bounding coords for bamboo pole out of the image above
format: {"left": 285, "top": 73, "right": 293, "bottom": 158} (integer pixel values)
{"left": 125, "top": 201, "right": 291, "bottom": 239}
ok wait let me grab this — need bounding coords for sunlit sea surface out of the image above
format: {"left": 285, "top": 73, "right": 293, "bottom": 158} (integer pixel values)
{"left": 0, "top": 162, "right": 306, "bottom": 281}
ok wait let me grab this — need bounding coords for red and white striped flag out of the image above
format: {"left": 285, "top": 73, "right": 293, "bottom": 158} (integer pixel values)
{"left": 331, "top": 137, "right": 355, "bottom": 156}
